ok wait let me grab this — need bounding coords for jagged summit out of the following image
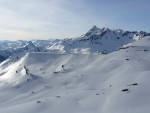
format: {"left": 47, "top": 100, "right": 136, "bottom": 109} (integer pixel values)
{"left": 48, "top": 26, "right": 150, "bottom": 54}
{"left": 89, "top": 25, "right": 99, "bottom": 31}
{"left": 28, "top": 41, "right": 36, "bottom": 48}
{"left": 84, "top": 26, "right": 149, "bottom": 39}
{"left": 26, "top": 41, "right": 36, "bottom": 50}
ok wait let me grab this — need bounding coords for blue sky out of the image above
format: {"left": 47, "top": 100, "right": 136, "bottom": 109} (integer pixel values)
{"left": 0, "top": 0, "right": 149, "bottom": 40}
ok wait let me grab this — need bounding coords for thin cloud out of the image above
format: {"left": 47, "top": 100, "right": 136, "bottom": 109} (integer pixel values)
{"left": 0, "top": 0, "right": 149, "bottom": 40}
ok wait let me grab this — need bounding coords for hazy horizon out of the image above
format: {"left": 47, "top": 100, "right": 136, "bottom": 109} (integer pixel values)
{"left": 0, "top": 0, "right": 150, "bottom": 40}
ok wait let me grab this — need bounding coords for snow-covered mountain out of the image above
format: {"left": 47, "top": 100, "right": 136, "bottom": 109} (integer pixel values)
{"left": 0, "top": 39, "right": 62, "bottom": 62}
{"left": 0, "top": 41, "right": 41, "bottom": 62}
{"left": 0, "top": 26, "right": 150, "bottom": 61}
{"left": 13, "top": 41, "right": 46, "bottom": 53}
{"left": 0, "top": 39, "right": 61, "bottom": 52}
{"left": 48, "top": 26, "right": 150, "bottom": 54}
{"left": 0, "top": 36, "right": 150, "bottom": 113}
{"left": 0, "top": 40, "right": 53, "bottom": 51}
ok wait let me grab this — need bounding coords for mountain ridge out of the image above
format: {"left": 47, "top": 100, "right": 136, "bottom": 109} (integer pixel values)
{"left": 0, "top": 26, "right": 150, "bottom": 61}
{"left": 48, "top": 26, "right": 150, "bottom": 54}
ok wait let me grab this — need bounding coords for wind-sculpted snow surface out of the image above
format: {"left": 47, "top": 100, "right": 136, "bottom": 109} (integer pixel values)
{"left": 0, "top": 37, "right": 150, "bottom": 113}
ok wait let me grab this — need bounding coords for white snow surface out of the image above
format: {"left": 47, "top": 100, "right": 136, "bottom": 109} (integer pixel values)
{"left": 0, "top": 37, "right": 150, "bottom": 113}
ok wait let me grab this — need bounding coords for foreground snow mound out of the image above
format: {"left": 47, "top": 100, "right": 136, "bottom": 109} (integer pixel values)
{"left": 0, "top": 37, "right": 150, "bottom": 113}
{"left": 48, "top": 26, "right": 150, "bottom": 54}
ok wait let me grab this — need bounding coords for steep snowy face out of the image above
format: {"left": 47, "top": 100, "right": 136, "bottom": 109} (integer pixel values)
{"left": 27, "top": 41, "right": 36, "bottom": 48}
{"left": 48, "top": 26, "right": 150, "bottom": 54}
{"left": 0, "top": 50, "right": 12, "bottom": 62}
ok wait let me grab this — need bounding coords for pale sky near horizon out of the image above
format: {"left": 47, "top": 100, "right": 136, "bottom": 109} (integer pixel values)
{"left": 0, "top": 0, "right": 149, "bottom": 40}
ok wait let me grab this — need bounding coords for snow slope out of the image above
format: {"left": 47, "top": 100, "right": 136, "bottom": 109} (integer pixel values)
{"left": 0, "top": 37, "right": 150, "bottom": 113}
{"left": 48, "top": 26, "right": 150, "bottom": 54}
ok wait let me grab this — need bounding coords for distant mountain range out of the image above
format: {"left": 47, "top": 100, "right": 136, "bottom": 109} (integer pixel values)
{"left": 0, "top": 26, "right": 150, "bottom": 61}
{"left": 0, "top": 39, "right": 62, "bottom": 61}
